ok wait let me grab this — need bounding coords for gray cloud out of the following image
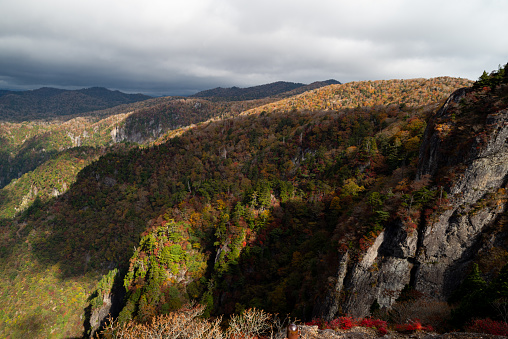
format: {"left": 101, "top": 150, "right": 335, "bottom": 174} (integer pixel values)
{"left": 1, "top": 0, "right": 507, "bottom": 96}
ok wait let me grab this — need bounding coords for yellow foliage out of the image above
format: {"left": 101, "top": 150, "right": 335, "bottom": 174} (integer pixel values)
{"left": 435, "top": 123, "right": 452, "bottom": 137}
{"left": 216, "top": 199, "right": 226, "bottom": 210}
{"left": 189, "top": 212, "right": 201, "bottom": 225}
{"left": 407, "top": 118, "right": 426, "bottom": 134}
{"left": 330, "top": 196, "right": 341, "bottom": 210}
{"left": 404, "top": 136, "right": 421, "bottom": 153}
{"left": 341, "top": 178, "right": 365, "bottom": 198}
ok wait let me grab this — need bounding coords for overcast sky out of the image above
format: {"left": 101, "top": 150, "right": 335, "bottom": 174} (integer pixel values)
{"left": 1, "top": 0, "right": 507, "bottom": 96}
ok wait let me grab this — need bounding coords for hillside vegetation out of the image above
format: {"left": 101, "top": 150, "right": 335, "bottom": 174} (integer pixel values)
{"left": 244, "top": 77, "right": 469, "bottom": 115}
{"left": 0, "top": 95, "right": 279, "bottom": 218}
{"left": 0, "top": 76, "right": 480, "bottom": 338}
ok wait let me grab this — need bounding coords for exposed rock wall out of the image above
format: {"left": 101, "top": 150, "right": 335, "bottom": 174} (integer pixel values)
{"left": 110, "top": 122, "right": 164, "bottom": 144}
{"left": 317, "top": 88, "right": 508, "bottom": 319}
{"left": 338, "top": 222, "right": 417, "bottom": 318}
{"left": 414, "top": 103, "right": 508, "bottom": 299}
{"left": 88, "top": 293, "right": 113, "bottom": 338}
{"left": 313, "top": 252, "right": 349, "bottom": 320}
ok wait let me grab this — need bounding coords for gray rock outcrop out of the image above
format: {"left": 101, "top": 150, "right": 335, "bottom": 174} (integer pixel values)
{"left": 317, "top": 88, "right": 508, "bottom": 319}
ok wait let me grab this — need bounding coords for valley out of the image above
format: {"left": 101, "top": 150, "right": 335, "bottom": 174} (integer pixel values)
{"left": 1, "top": 71, "right": 508, "bottom": 338}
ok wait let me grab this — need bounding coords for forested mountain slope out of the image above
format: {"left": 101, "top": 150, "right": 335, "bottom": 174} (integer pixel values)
{"left": 0, "top": 76, "right": 479, "bottom": 337}
{"left": 0, "top": 96, "right": 277, "bottom": 218}
{"left": 244, "top": 77, "right": 470, "bottom": 115}
{"left": 190, "top": 80, "right": 340, "bottom": 101}
{"left": 271, "top": 79, "right": 342, "bottom": 99}
{"left": 0, "top": 87, "right": 152, "bottom": 121}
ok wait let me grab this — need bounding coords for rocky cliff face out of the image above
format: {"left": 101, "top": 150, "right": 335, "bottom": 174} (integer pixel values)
{"left": 316, "top": 88, "right": 508, "bottom": 319}
{"left": 413, "top": 89, "right": 508, "bottom": 300}
{"left": 111, "top": 119, "right": 166, "bottom": 144}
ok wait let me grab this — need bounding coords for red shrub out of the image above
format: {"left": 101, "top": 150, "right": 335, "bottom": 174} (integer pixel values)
{"left": 359, "top": 318, "right": 388, "bottom": 335}
{"left": 359, "top": 318, "right": 387, "bottom": 329}
{"left": 466, "top": 318, "right": 508, "bottom": 336}
{"left": 307, "top": 316, "right": 388, "bottom": 335}
{"left": 329, "top": 316, "right": 356, "bottom": 330}
{"left": 378, "top": 326, "right": 388, "bottom": 335}
{"left": 395, "top": 320, "right": 433, "bottom": 333}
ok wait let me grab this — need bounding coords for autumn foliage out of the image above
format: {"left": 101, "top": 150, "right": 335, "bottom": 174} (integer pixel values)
{"left": 0, "top": 76, "right": 487, "bottom": 337}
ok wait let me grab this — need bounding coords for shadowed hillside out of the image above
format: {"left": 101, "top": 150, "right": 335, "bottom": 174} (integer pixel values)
{"left": 0, "top": 87, "right": 152, "bottom": 121}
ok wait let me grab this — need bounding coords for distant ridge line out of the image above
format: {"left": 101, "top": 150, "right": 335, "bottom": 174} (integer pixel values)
{"left": 191, "top": 79, "right": 341, "bottom": 101}
{"left": 0, "top": 87, "right": 152, "bottom": 121}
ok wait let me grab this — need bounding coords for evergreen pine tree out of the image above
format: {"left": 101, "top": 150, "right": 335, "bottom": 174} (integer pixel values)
{"left": 490, "top": 263, "right": 508, "bottom": 300}
{"left": 450, "top": 263, "right": 491, "bottom": 327}
{"left": 474, "top": 70, "right": 493, "bottom": 89}
{"left": 449, "top": 263, "right": 487, "bottom": 303}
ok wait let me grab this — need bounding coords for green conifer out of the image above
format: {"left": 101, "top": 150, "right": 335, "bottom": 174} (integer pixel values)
{"left": 449, "top": 263, "right": 487, "bottom": 304}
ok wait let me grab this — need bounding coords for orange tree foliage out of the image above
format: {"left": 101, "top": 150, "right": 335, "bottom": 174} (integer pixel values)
{"left": 244, "top": 77, "right": 472, "bottom": 116}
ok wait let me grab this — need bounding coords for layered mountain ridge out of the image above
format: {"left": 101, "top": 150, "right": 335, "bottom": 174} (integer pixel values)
{"left": 0, "top": 87, "right": 152, "bottom": 121}
{"left": 3, "top": 71, "right": 508, "bottom": 338}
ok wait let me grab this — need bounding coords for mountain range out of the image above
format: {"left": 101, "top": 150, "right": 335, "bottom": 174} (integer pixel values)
{"left": 0, "top": 87, "right": 152, "bottom": 121}
{"left": 0, "top": 81, "right": 341, "bottom": 121}
{"left": 2, "top": 69, "right": 508, "bottom": 338}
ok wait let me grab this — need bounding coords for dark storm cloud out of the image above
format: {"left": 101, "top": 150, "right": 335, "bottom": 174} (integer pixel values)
{"left": 1, "top": 0, "right": 507, "bottom": 96}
